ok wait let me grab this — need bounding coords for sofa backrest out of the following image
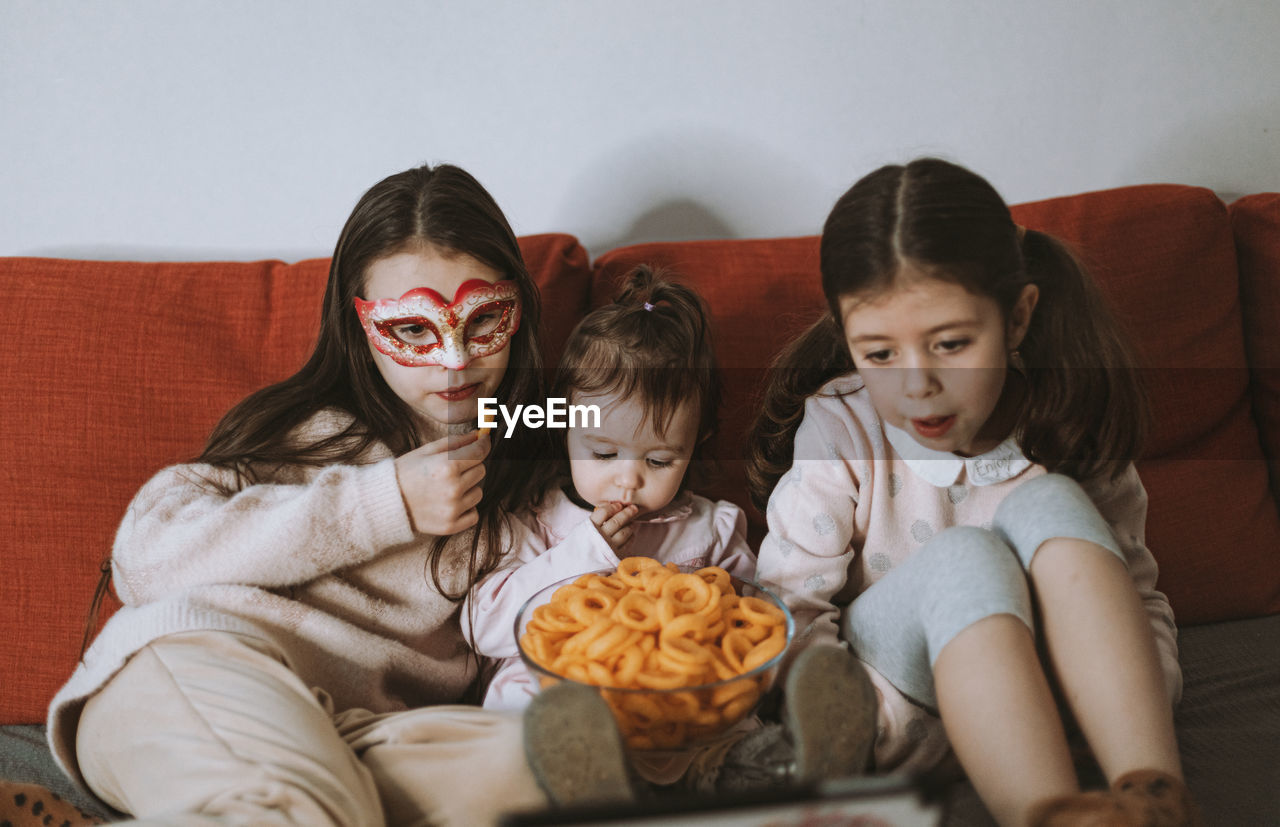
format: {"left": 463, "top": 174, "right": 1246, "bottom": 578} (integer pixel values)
{"left": 0, "top": 234, "right": 591, "bottom": 725}
{"left": 1013, "top": 186, "right": 1280, "bottom": 624}
{"left": 1230, "top": 193, "right": 1280, "bottom": 507}
{"left": 3, "top": 187, "right": 1279, "bottom": 726}
{"left": 594, "top": 184, "right": 1280, "bottom": 630}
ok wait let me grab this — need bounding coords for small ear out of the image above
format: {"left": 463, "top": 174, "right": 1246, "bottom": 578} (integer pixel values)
{"left": 1006, "top": 284, "right": 1040, "bottom": 350}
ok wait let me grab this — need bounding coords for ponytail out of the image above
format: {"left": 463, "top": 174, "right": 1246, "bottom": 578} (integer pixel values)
{"left": 1016, "top": 229, "right": 1149, "bottom": 481}
{"left": 555, "top": 265, "right": 720, "bottom": 446}
{"left": 745, "top": 313, "right": 853, "bottom": 511}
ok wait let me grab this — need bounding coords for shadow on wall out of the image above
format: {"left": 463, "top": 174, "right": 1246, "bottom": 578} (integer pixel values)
{"left": 590, "top": 198, "right": 738, "bottom": 256}
{"left": 558, "top": 128, "right": 834, "bottom": 261}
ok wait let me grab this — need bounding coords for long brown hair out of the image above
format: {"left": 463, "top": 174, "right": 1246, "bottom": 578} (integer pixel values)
{"left": 85, "top": 165, "right": 545, "bottom": 655}
{"left": 746, "top": 157, "right": 1148, "bottom": 511}
{"left": 207, "top": 163, "right": 544, "bottom": 596}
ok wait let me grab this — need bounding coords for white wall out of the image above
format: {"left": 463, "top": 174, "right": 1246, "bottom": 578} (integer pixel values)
{"left": 3, "top": 0, "right": 1278, "bottom": 262}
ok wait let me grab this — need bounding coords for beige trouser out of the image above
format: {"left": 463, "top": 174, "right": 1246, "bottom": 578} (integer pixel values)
{"left": 76, "top": 631, "right": 547, "bottom": 826}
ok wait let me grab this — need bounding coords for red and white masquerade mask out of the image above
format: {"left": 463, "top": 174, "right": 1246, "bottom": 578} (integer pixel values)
{"left": 354, "top": 279, "right": 521, "bottom": 369}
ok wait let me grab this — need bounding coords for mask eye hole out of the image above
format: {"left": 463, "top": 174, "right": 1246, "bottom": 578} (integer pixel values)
{"left": 374, "top": 317, "right": 441, "bottom": 354}
{"left": 465, "top": 301, "right": 513, "bottom": 344}
{"left": 389, "top": 320, "right": 440, "bottom": 347}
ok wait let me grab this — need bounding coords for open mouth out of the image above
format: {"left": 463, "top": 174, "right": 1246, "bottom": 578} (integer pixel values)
{"left": 436, "top": 383, "right": 480, "bottom": 402}
{"left": 911, "top": 415, "right": 956, "bottom": 439}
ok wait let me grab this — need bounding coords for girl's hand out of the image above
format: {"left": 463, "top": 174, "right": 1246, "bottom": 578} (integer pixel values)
{"left": 394, "top": 430, "right": 490, "bottom": 536}
{"left": 592, "top": 501, "right": 639, "bottom": 552}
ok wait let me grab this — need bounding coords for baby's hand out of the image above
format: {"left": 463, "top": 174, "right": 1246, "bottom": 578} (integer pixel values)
{"left": 592, "top": 501, "right": 639, "bottom": 552}
{"left": 394, "top": 429, "right": 490, "bottom": 536}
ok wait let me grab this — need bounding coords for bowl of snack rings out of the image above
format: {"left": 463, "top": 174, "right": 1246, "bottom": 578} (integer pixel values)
{"left": 515, "top": 556, "right": 794, "bottom": 751}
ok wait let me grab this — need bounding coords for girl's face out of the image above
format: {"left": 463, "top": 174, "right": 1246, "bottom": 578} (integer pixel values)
{"left": 565, "top": 390, "right": 699, "bottom": 515}
{"left": 361, "top": 246, "right": 513, "bottom": 432}
{"left": 838, "top": 269, "right": 1037, "bottom": 457}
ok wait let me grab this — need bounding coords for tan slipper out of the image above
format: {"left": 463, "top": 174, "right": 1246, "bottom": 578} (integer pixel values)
{"left": 784, "top": 644, "right": 877, "bottom": 785}
{"left": 1112, "top": 769, "right": 1202, "bottom": 826}
{"left": 523, "top": 681, "right": 635, "bottom": 807}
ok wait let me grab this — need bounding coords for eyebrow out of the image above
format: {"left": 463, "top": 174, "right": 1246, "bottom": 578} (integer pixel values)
{"left": 847, "top": 319, "right": 981, "bottom": 345}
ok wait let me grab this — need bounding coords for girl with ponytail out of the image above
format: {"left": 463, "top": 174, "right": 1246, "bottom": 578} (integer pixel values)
{"left": 461, "top": 266, "right": 755, "bottom": 788}
{"left": 747, "top": 158, "right": 1197, "bottom": 826}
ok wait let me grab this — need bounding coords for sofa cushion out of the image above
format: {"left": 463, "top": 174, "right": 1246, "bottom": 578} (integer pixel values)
{"left": 1229, "top": 193, "right": 1280, "bottom": 511}
{"left": 0, "top": 233, "right": 592, "bottom": 726}
{"left": 4, "top": 614, "right": 1276, "bottom": 826}
{"left": 0, "top": 726, "right": 113, "bottom": 821}
{"left": 1012, "top": 185, "right": 1280, "bottom": 625}
{"left": 593, "top": 185, "right": 1280, "bottom": 627}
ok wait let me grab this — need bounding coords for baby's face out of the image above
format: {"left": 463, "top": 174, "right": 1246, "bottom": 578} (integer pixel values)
{"left": 565, "top": 391, "right": 699, "bottom": 515}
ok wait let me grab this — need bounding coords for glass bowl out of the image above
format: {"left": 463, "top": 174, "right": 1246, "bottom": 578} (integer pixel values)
{"left": 514, "top": 560, "right": 794, "bottom": 751}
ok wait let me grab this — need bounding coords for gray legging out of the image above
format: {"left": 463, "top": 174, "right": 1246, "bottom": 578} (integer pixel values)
{"left": 841, "top": 474, "right": 1125, "bottom": 711}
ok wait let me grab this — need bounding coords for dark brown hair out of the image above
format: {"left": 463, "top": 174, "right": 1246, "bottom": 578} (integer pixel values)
{"left": 747, "top": 157, "right": 1148, "bottom": 510}
{"left": 207, "top": 163, "right": 544, "bottom": 593}
{"left": 85, "top": 164, "right": 545, "bottom": 656}
{"left": 534, "top": 265, "right": 721, "bottom": 494}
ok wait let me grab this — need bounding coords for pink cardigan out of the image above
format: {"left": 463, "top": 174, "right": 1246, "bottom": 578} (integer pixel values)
{"left": 756, "top": 373, "right": 1181, "bottom": 772}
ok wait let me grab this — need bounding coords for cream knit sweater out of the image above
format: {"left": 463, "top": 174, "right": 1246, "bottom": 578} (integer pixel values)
{"left": 48, "top": 410, "right": 478, "bottom": 786}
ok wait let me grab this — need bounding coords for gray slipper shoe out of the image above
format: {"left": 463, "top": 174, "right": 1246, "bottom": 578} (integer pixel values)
{"left": 783, "top": 644, "right": 877, "bottom": 785}
{"left": 523, "top": 682, "right": 635, "bottom": 807}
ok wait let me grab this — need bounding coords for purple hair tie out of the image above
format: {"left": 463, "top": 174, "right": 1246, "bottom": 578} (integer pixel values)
{"left": 642, "top": 302, "right": 655, "bottom": 312}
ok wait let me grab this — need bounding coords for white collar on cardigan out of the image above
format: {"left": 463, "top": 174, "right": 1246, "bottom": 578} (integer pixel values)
{"left": 881, "top": 420, "right": 1031, "bottom": 488}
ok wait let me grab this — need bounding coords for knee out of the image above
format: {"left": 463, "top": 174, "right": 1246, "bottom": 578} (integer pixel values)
{"left": 993, "top": 473, "right": 1092, "bottom": 528}
{"left": 913, "top": 527, "right": 1029, "bottom": 606}
{"left": 914, "top": 527, "right": 1034, "bottom": 665}
{"left": 991, "top": 473, "right": 1122, "bottom": 568}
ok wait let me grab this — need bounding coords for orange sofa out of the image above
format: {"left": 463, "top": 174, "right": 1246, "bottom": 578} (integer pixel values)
{"left": 2, "top": 184, "right": 1278, "bottom": 824}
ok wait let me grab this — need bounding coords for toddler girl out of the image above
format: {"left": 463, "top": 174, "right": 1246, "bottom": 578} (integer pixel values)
{"left": 463, "top": 266, "right": 755, "bottom": 717}
{"left": 464, "top": 266, "right": 873, "bottom": 807}
{"left": 49, "top": 163, "right": 551, "bottom": 826}
{"left": 748, "top": 158, "right": 1196, "bottom": 826}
